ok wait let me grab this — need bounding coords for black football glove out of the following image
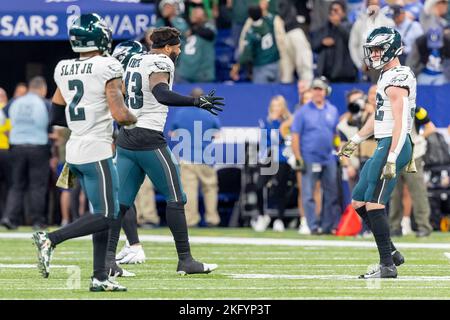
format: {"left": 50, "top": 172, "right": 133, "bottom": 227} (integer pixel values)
{"left": 194, "top": 89, "right": 224, "bottom": 116}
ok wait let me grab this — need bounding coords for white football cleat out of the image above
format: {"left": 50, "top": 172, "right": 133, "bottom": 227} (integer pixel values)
{"left": 251, "top": 214, "right": 271, "bottom": 232}
{"left": 298, "top": 217, "right": 311, "bottom": 235}
{"left": 116, "top": 241, "right": 131, "bottom": 261}
{"left": 117, "top": 244, "right": 146, "bottom": 264}
{"left": 272, "top": 219, "right": 285, "bottom": 232}
{"left": 401, "top": 216, "right": 413, "bottom": 235}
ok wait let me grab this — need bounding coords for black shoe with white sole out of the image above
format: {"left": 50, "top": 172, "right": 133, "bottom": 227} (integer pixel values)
{"left": 177, "top": 258, "right": 218, "bottom": 275}
{"left": 358, "top": 264, "right": 397, "bottom": 279}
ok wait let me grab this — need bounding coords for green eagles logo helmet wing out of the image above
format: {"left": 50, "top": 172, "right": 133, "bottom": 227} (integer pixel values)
{"left": 363, "top": 27, "right": 403, "bottom": 70}
{"left": 112, "top": 40, "right": 147, "bottom": 69}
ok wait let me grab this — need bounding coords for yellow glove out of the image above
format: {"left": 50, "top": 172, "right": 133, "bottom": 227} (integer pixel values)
{"left": 382, "top": 162, "right": 396, "bottom": 179}
{"left": 405, "top": 143, "right": 417, "bottom": 173}
{"left": 405, "top": 159, "right": 417, "bottom": 173}
{"left": 56, "top": 163, "right": 76, "bottom": 189}
{"left": 338, "top": 140, "right": 358, "bottom": 158}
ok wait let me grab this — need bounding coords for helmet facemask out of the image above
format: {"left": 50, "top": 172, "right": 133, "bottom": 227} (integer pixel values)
{"left": 363, "top": 33, "right": 403, "bottom": 70}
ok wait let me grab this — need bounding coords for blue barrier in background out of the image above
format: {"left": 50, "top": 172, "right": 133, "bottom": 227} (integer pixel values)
{"left": 166, "top": 83, "right": 450, "bottom": 133}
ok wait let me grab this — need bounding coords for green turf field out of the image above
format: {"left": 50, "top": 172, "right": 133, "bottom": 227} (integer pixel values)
{"left": 1, "top": 228, "right": 450, "bottom": 299}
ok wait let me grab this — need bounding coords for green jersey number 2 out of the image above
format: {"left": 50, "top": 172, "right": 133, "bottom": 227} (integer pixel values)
{"left": 68, "top": 79, "right": 85, "bottom": 121}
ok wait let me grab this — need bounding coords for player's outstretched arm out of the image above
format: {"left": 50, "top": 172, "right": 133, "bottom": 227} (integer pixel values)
{"left": 50, "top": 87, "right": 68, "bottom": 127}
{"left": 149, "top": 72, "right": 224, "bottom": 115}
{"left": 106, "top": 78, "right": 137, "bottom": 126}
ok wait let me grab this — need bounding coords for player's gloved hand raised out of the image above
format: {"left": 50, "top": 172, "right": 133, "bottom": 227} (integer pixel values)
{"left": 194, "top": 89, "right": 224, "bottom": 116}
{"left": 338, "top": 140, "right": 358, "bottom": 158}
{"left": 382, "top": 162, "right": 396, "bottom": 179}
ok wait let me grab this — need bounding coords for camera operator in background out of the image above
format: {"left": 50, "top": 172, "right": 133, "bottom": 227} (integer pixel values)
{"left": 337, "top": 85, "right": 377, "bottom": 190}
{"left": 389, "top": 106, "right": 436, "bottom": 238}
{"left": 337, "top": 85, "right": 377, "bottom": 235}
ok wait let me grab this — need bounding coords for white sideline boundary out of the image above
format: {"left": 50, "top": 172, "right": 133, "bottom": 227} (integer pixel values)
{"left": 1, "top": 232, "right": 450, "bottom": 249}
{"left": 0, "top": 263, "right": 75, "bottom": 269}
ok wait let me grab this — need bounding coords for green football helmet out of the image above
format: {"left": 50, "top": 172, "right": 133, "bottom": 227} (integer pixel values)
{"left": 112, "top": 40, "right": 146, "bottom": 69}
{"left": 363, "top": 27, "right": 403, "bottom": 70}
{"left": 69, "top": 13, "right": 112, "bottom": 54}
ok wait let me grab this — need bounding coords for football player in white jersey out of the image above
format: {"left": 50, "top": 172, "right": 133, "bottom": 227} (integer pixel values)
{"left": 339, "top": 27, "right": 416, "bottom": 278}
{"left": 32, "top": 13, "right": 137, "bottom": 291}
{"left": 108, "top": 40, "right": 148, "bottom": 271}
{"left": 106, "top": 27, "right": 224, "bottom": 275}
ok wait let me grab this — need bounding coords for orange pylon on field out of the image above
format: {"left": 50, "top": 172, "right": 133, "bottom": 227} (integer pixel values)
{"left": 336, "top": 204, "right": 362, "bottom": 236}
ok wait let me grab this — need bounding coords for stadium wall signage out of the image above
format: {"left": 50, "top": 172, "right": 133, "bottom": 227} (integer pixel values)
{"left": 0, "top": 0, "right": 155, "bottom": 40}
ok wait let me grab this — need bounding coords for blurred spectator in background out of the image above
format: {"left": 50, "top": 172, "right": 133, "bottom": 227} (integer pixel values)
{"left": 389, "top": 106, "right": 436, "bottom": 238}
{"left": 228, "top": 0, "right": 260, "bottom": 59}
{"left": 407, "top": 25, "right": 450, "bottom": 84}
{"left": 170, "top": 88, "right": 221, "bottom": 227}
{"left": 0, "top": 77, "right": 50, "bottom": 230}
{"left": 0, "top": 87, "right": 10, "bottom": 218}
{"left": 349, "top": 0, "right": 395, "bottom": 82}
{"left": 420, "top": 0, "right": 448, "bottom": 33}
{"left": 0, "top": 108, "right": 4, "bottom": 126}
{"left": 49, "top": 127, "right": 71, "bottom": 227}
{"left": 277, "top": 0, "right": 314, "bottom": 84}
{"left": 291, "top": 77, "right": 340, "bottom": 235}
{"left": 135, "top": 177, "right": 160, "bottom": 228}
{"left": 155, "top": 0, "right": 190, "bottom": 39}
{"left": 185, "top": 0, "right": 220, "bottom": 21}
{"left": 231, "top": 3, "right": 282, "bottom": 83}
{"left": 13, "top": 82, "right": 27, "bottom": 99}
{"left": 347, "top": 0, "right": 366, "bottom": 23}
{"left": 309, "top": 0, "right": 335, "bottom": 32}
{"left": 337, "top": 86, "right": 377, "bottom": 191}
{"left": 252, "top": 95, "right": 293, "bottom": 232}
{"left": 0, "top": 88, "right": 7, "bottom": 108}
{"left": 404, "top": 0, "right": 424, "bottom": 21}
{"left": 281, "top": 81, "right": 322, "bottom": 235}
{"left": 177, "top": 7, "right": 217, "bottom": 82}
{"left": 312, "top": 1, "right": 358, "bottom": 83}
{"left": 390, "top": 3, "right": 424, "bottom": 64}
{"left": 294, "top": 0, "right": 312, "bottom": 35}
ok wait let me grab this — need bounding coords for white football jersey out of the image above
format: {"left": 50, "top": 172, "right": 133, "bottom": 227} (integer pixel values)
{"left": 123, "top": 53, "right": 175, "bottom": 132}
{"left": 54, "top": 55, "right": 123, "bottom": 164}
{"left": 374, "top": 65, "right": 416, "bottom": 139}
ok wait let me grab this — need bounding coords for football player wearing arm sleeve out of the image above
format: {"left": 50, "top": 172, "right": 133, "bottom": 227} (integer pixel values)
{"left": 338, "top": 27, "right": 416, "bottom": 279}
{"left": 32, "top": 13, "right": 137, "bottom": 292}
{"left": 106, "top": 27, "right": 223, "bottom": 277}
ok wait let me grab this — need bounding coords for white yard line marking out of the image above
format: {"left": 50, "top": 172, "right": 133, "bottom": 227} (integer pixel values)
{"left": 0, "top": 263, "right": 75, "bottom": 269}
{"left": 1, "top": 232, "right": 450, "bottom": 249}
{"left": 445, "top": 252, "right": 450, "bottom": 260}
{"left": 226, "top": 273, "right": 450, "bottom": 281}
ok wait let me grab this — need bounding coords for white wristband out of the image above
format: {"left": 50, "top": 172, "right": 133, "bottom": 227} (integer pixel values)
{"left": 350, "top": 134, "right": 364, "bottom": 144}
{"left": 387, "top": 152, "right": 397, "bottom": 163}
